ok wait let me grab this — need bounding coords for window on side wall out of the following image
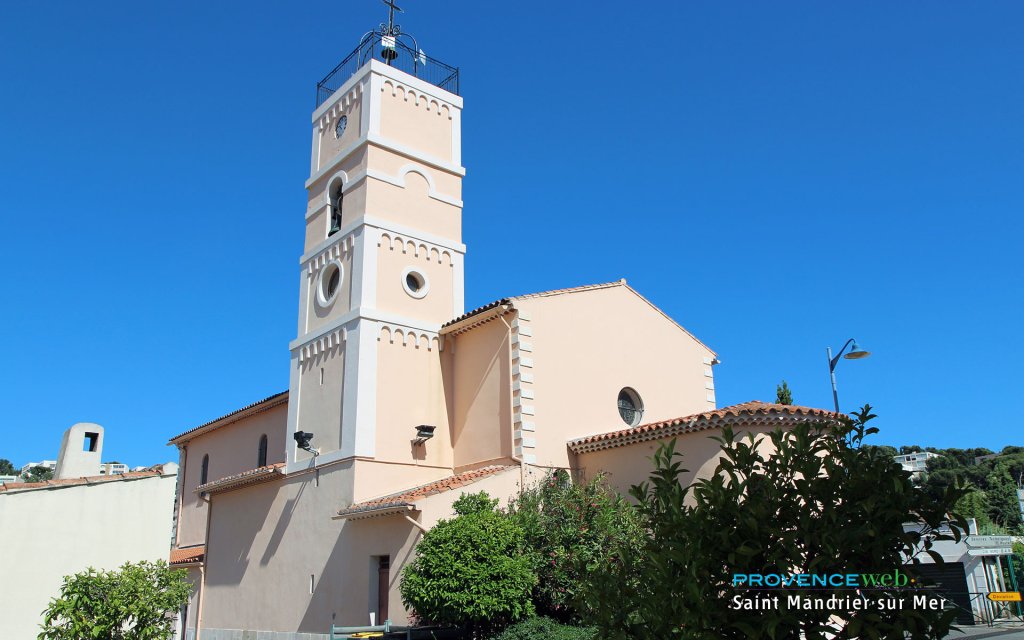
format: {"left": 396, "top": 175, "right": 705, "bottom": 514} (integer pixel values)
{"left": 258, "top": 434, "right": 268, "bottom": 468}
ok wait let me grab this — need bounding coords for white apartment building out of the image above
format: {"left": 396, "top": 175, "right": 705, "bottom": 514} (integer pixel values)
{"left": 894, "top": 451, "right": 942, "bottom": 478}
{"left": 20, "top": 460, "right": 56, "bottom": 475}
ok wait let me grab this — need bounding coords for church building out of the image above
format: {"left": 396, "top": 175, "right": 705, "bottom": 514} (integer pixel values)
{"left": 167, "top": 15, "right": 832, "bottom": 640}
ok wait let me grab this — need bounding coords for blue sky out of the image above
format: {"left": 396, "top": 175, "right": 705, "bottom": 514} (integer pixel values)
{"left": 1, "top": 1, "right": 1021, "bottom": 468}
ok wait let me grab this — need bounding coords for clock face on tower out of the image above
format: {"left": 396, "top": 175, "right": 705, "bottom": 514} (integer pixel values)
{"left": 335, "top": 115, "right": 348, "bottom": 139}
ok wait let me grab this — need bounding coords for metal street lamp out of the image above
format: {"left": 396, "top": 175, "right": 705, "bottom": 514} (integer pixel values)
{"left": 827, "top": 339, "right": 870, "bottom": 413}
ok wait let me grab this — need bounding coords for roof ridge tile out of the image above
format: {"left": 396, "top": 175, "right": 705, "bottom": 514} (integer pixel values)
{"left": 336, "top": 464, "right": 516, "bottom": 518}
{"left": 568, "top": 401, "right": 838, "bottom": 454}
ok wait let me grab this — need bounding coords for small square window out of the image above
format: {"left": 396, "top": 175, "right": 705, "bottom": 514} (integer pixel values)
{"left": 84, "top": 432, "right": 99, "bottom": 452}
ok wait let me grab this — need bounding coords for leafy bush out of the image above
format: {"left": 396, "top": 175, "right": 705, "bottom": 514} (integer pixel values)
{"left": 39, "top": 560, "right": 192, "bottom": 640}
{"left": 584, "top": 406, "right": 969, "bottom": 640}
{"left": 400, "top": 492, "right": 535, "bottom": 636}
{"left": 509, "top": 470, "right": 644, "bottom": 624}
{"left": 489, "top": 616, "right": 596, "bottom": 640}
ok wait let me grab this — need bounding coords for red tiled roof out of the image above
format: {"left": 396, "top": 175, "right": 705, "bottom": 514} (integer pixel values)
{"left": 0, "top": 468, "right": 167, "bottom": 494}
{"left": 335, "top": 465, "right": 516, "bottom": 520}
{"left": 168, "top": 391, "right": 287, "bottom": 445}
{"left": 195, "top": 463, "right": 285, "bottom": 495}
{"left": 568, "top": 401, "right": 838, "bottom": 454}
{"left": 442, "top": 281, "right": 626, "bottom": 329}
{"left": 170, "top": 546, "right": 205, "bottom": 565}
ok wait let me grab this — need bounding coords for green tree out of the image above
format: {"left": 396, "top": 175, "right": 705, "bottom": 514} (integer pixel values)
{"left": 952, "top": 483, "right": 992, "bottom": 528}
{"left": 584, "top": 406, "right": 967, "bottom": 640}
{"left": 23, "top": 465, "right": 54, "bottom": 482}
{"left": 39, "top": 560, "right": 192, "bottom": 640}
{"left": 1011, "top": 542, "right": 1024, "bottom": 596}
{"left": 775, "top": 380, "right": 793, "bottom": 405}
{"left": 508, "top": 470, "right": 645, "bottom": 624}
{"left": 985, "top": 462, "right": 1023, "bottom": 530}
{"left": 400, "top": 492, "right": 535, "bottom": 636}
{"left": 0, "top": 458, "right": 16, "bottom": 475}
{"left": 864, "top": 444, "right": 898, "bottom": 458}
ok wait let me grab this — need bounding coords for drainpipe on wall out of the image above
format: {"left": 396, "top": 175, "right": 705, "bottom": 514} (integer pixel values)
{"left": 194, "top": 563, "right": 206, "bottom": 640}
{"left": 403, "top": 514, "right": 428, "bottom": 534}
{"left": 196, "top": 493, "right": 213, "bottom": 640}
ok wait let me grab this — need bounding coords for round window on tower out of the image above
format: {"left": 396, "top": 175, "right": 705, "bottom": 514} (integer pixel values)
{"left": 401, "top": 267, "right": 429, "bottom": 299}
{"left": 317, "top": 261, "right": 343, "bottom": 307}
{"left": 617, "top": 387, "right": 644, "bottom": 427}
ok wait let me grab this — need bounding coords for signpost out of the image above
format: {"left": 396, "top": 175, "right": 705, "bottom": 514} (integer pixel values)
{"left": 987, "top": 592, "right": 1023, "bottom": 603}
{"left": 967, "top": 547, "right": 1013, "bottom": 557}
{"left": 965, "top": 535, "right": 1013, "bottom": 548}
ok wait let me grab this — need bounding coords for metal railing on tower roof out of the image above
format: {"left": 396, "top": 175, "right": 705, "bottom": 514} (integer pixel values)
{"left": 315, "top": 36, "right": 459, "bottom": 109}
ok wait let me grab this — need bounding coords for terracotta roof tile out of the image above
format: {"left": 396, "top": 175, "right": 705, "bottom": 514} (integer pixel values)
{"left": 169, "top": 546, "right": 205, "bottom": 565}
{"left": 568, "top": 401, "right": 838, "bottom": 454}
{"left": 335, "top": 465, "right": 516, "bottom": 520}
{"left": 0, "top": 468, "right": 166, "bottom": 494}
{"left": 168, "top": 391, "right": 287, "bottom": 444}
{"left": 196, "top": 463, "right": 285, "bottom": 494}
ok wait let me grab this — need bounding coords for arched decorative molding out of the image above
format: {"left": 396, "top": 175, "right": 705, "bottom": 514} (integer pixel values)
{"left": 376, "top": 231, "right": 453, "bottom": 266}
{"left": 317, "top": 84, "right": 363, "bottom": 133}
{"left": 298, "top": 326, "right": 347, "bottom": 365}
{"left": 397, "top": 164, "right": 437, "bottom": 194}
{"left": 320, "top": 169, "right": 351, "bottom": 208}
{"left": 306, "top": 232, "right": 356, "bottom": 276}
{"left": 381, "top": 80, "right": 455, "bottom": 120}
{"left": 377, "top": 323, "right": 442, "bottom": 351}
{"left": 362, "top": 162, "right": 462, "bottom": 207}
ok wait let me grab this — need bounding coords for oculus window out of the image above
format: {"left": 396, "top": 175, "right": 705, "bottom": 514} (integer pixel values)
{"left": 318, "top": 262, "right": 343, "bottom": 307}
{"left": 617, "top": 388, "right": 644, "bottom": 427}
{"left": 401, "top": 268, "right": 429, "bottom": 299}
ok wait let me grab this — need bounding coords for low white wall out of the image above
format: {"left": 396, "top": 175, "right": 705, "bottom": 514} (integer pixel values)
{"left": 0, "top": 470, "right": 178, "bottom": 639}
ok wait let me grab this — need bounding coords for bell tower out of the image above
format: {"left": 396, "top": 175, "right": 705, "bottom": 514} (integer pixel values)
{"left": 286, "top": 9, "right": 464, "bottom": 473}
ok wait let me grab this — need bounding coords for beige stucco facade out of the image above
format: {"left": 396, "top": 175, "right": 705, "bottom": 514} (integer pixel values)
{"left": 194, "top": 466, "right": 522, "bottom": 635}
{"left": 161, "top": 52, "right": 836, "bottom": 640}
{"left": 0, "top": 467, "right": 179, "bottom": 640}
{"left": 175, "top": 398, "right": 287, "bottom": 548}
{"left": 575, "top": 423, "right": 782, "bottom": 498}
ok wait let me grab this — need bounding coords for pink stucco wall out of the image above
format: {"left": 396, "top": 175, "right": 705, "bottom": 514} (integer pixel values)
{"left": 175, "top": 402, "right": 288, "bottom": 548}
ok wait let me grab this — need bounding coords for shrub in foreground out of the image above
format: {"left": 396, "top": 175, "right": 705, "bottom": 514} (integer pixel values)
{"left": 39, "top": 560, "right": 192, "bottom": 640}
{"left": 400, "top": 492, "right": 535, "bottom": 636}
{"left": 584, "top": 406, "right": 969, "bottom": 640}
{"left": 509, "top": 470, "right": 644, "bottom": 624}
{"left": 490, "top": 616, "right": 596, "bottom": 640}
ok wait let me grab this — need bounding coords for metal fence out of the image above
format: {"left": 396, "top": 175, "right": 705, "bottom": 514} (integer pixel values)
{"left": 316, "top": 36, "right": 459, "bottom": 108}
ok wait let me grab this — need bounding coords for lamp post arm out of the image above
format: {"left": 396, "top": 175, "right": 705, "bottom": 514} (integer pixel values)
{"left": 829, "top": 338, "right": 857, "bottom": 372}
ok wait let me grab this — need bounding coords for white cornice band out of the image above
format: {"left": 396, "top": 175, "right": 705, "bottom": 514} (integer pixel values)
{"left": 300, "top": 216, "right": 465, "bottom": 268}
{"left": 290, "top": 308, "right": 442, "bottom": 355}
{"left": 312, "top": 59, "right": 462, "bottom": 124}
{"left": 307, "top": 132, "right": 465, "bottom": 191}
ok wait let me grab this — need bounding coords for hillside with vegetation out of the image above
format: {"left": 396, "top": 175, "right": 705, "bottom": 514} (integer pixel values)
{"left": 867, "top": 445, "right": 1024, "bottom": 534}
